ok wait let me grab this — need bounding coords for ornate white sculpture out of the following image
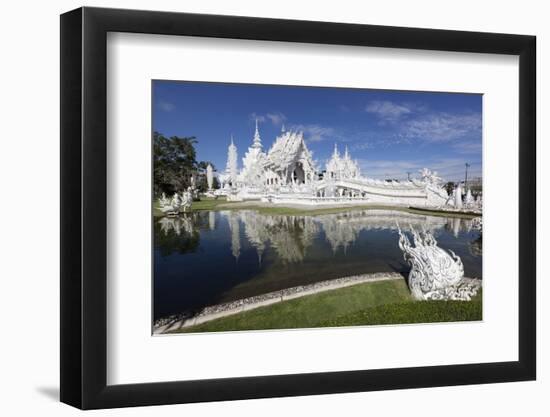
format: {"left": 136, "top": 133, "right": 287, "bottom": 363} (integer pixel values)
{"left": 397, "top": 224, "right": 481, "bottom": 300}
{"left": 475, "top": 194, "right": 483, "bottom": 208}
{"left": 419, "top": 168, "right": 442, "bottom": 185}
{"left": 206, "top": 164, "right": 214, "bottom": 191}
{"left": 418, "top": 168, "right": 448, "bottom": 206}
{"left": 464, "top": 188, "right": 473, "bottom": 205}
{"left": 182, "top": 190, "right": 193, "bottom": 211}
{"left": 158, "top": 190, "right": 192, "bottom": 215}
{"left": 454, "top": 183, "right": 463, "bottom": 208}
{"left": 158, "top": 192, "right": 170, "bottom": 208}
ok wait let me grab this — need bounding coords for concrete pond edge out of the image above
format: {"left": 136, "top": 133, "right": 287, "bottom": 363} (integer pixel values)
{"left": 153, "top": 272, "right": 406, "bottom": 334}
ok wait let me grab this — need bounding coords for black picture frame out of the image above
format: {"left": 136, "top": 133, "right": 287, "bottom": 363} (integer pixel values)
{"left": 60, "top": 6, "right": 536, "bottom": 410}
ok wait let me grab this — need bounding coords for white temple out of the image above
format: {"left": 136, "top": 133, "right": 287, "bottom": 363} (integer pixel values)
{"left": 217, "top": 121, "right": 454, "bottom": 208}
{"left": 326, "top": 144, "right": 360, "bottom": 180}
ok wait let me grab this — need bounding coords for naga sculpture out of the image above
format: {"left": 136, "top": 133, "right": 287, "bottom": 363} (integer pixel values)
{"left": 397, "top": 224, "right": 481, "bottom": 301}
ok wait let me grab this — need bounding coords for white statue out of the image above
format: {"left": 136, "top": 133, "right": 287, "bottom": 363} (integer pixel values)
{"left": 464, "top": 188, "right": 473, "bottom": 206}
{"left": 181, "top": 189, "right": 193, "bottom": 211}
{"left": 454, "top": 184, "right": 463, "bottom": 208}
{"left": 206, "top": 164, "right": 214, "bottom": 191}
{"left": 159, "top": 192, "right": 169, "bottom": 208}
{"left": 474, "top": 194, "right": 483, "bottom": 210}
{"left": 419, "top": 168, "right": 443, "bottom": 185}
{"left": 226, "top": 136, "right": 238, "bottom": 188}
{"left": 158, "top": 191, "right": 192, "bottom": 215}
{"left": 158, "top": 193, "right": 180, "bottom": 215}
{"left": 397, "top": 224, "right": 481, "bottom": 300}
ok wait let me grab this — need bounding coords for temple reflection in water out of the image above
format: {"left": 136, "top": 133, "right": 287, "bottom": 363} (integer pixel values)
{"left": 153, "top": 209, "right": 482, "bottom": 320}
{"left": 156, "top": 209, "right": 480, "bottom": 264}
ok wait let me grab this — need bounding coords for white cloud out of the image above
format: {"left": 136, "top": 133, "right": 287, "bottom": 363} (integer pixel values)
{"left": 365, "top": 100, "right": 415, "bottom": 123}
{"left": 249, "top": 112, "right": 266, "bottom": 123}
{"left": 249, "top": 112, "right": 287, "bottom": 126}
{"left": 158, "top": 100, "right": 175, "bottom": 112}
{"left": 351, "top": 142, "right": 375, "bottom": 151}
{"left": 365, "top": 100, "right": 481, "bottom": 145}
{"left": 339, "top": 105, "right": 350, "bottom": 112}
{"left": 290, "top": 124, "right": 337, "bottom": 143}
{"left": 403, "top": 112, "right": 481, "bottom": 142}
{"left": 357, "top": 158, "right": 481, "bottom": 182}
{"left": 266, "top": 112, "right": 287, "bottom": 125}
{"left": 452, "top": 141, "right": 483, "bottom": 154}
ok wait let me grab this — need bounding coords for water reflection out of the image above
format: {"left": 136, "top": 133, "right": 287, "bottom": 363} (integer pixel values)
{"left": 158, "top": 216, "right": 194, "bottom": 236}
{"left": 154, "top": 209, "right": 482, "bottom": 320}
{"left": 242, "top": 210, "right": 475, "bottom": 262}
{"left": 469, "top": 235, "right": 482, "bottom": 257}
{"left": 155, "top": 209, "right": 481, "bottom": 263}
{"left": 158, "top": 210, "right": 482, "bottom": 263}
{"left": 155, "top": 216, "right": 201, "bottom": 256}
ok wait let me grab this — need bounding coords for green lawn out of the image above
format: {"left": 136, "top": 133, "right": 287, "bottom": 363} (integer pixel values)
{"left": 154, "top": 196, "right": 478, "bottom": 219}
{"left": 153, "top": 196, "right": 230, "bottom": 217}
{"left": 236, "top": 204, "right": 413, "bottom": 217}
{"left": 320, "top": 296, "right": 482, "bottom": 328}
{"left": 169, "top": 279, "right": 482, "bottom": 334}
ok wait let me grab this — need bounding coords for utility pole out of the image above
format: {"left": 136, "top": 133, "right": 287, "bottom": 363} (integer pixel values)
{"left": 465, "top": 163, "right": 470, "bottom": 191}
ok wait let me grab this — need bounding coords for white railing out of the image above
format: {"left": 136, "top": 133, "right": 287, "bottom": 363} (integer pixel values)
{"left": 264, "top": 195, "right": 373, "bottom": 206}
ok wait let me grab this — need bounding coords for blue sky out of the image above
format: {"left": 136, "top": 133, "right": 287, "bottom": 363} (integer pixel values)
{"left": 153, "top": 81, "right": 482, "bottom": 182}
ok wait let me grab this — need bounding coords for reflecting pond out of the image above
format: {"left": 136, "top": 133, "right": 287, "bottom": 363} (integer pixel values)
{"left": 154, "top": 209, "right": 482, "bottom": 320}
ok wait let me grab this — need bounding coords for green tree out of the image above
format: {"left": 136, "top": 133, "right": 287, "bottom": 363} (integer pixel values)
{"left": 153, "top": 132, "right": 198, "bottom": 196}
{"left": 444, "top": 181, "right": 456, "bottom": 195}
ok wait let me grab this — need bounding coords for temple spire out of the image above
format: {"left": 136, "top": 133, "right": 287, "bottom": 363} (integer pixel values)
{"left": 252, "top": 118, "right": 262, "bottom": 149}
{"left": 333, "top": 143, "right": 339, "bottom": 158}
{"left": 226, "top": 135, "right": 238, "bottom": 187}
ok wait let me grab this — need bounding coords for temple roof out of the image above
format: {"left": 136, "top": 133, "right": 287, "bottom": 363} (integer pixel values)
{"left": 265, "top": 130, "right": 312, "bottom": 171}
{"left": 252, "top": 119, "right": 262, "bottom": 150}
{"left": 326, "top": 143, "right": 360, "bottom": 178}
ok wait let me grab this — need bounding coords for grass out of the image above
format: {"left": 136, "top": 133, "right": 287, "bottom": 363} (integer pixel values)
{"left": 186, "top": 197, "right": 229, "bottom": 211}
{"left": 153, "top": 196, "right": 230, "bottom": 217}
{"left": 248, "top": 205, "right": 479, "bottom": 218}
{"left": 154, "top": 196, "right": 478, "bottom": 219}
{"left": 169, "top": 279, "right": 482, "bottom": 334}
{"left": 320, "top": 295, "right": 482, "bottom": 327}
{"left": 234, "top": 204, "right": 412, "bottom": 217}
